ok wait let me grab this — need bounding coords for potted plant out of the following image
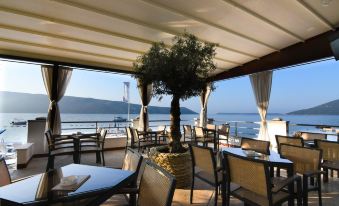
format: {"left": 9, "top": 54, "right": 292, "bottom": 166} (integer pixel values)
{"left": 133, "top": 33, "right": 216, "bottom": 187}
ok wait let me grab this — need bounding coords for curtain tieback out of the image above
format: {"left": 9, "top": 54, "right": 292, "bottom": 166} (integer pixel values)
{"left": 143, "top": 106, "right": 148, "bottom": 113}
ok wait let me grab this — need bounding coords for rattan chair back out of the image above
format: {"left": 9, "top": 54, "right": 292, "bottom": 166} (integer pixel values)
{"left": 132, "top": 128, "right": 142, "bottom": 142}
{"left": 99, "top": 129, "right": 107, "bottom": 141}
{"left": 206, "top": 124, "right": 216, "bottom": 130}
{"left": 275, "top": 135, "right": 304, "bottom": 153}
{"left": 138, "top": 161, "right": 176, "bottom": 206}
{"left": 190, "top": 145, "right": 216, "bottom": 180}
{"left": 299, "top": 132, "right": 327, "bottom": 141}
{"left": 225, "top": 153, "right": 269, "bottom": 197}
{"left": 122, "top": 148, "right": 143, "bottom": 173}
{"left": 183, "top": 125, "right": 193, "bottom": 137}
{"left": 241, "top": 137, "right": 270, "bottom": 155}
{"left": 280, "top": 144, "right": 321, "bottom": 174}
{"left": 218, "top": 124, "right": 230, "bottom": 136}
{"left": 0, "top": 157, "right": 11, "bottom": 187}
{"left": 126, "top": 127, "right": 134, "bottom": 144}
{"left": 194, "top": 127, "right": 205, "bottom": 139}
{"left": 157, "top": 125, "right": 166, "bottom": 132}
{"left": 45, "top": 130, "right": 54, "bottom": 150}
{"left": 316, "top": 140, "right": 339, "bottom": 162}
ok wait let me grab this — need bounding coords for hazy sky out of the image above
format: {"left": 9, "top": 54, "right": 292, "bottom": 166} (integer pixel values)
{"left": 0, "top": 58, "right": 339, "bottom": 114}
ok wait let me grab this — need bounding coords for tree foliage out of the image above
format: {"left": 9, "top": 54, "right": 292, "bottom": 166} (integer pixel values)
{"left": 134, "top": 33, "right": 217, "bottom": 100}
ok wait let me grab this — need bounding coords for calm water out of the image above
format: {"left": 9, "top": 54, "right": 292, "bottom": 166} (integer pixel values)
{"left": 0, "top": 113, "right": 338, "bottom": 143}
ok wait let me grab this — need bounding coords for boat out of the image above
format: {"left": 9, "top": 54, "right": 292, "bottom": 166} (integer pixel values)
{"left": 10, "top": 119, "right": 27, "bottom": 126}
{"left": 113, "top": 116, "right": 127, "bottom": 122}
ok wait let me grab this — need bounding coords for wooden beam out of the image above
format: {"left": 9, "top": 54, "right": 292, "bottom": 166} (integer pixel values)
{"left": 211, "top": 30, "right": 337, "bottom": 81}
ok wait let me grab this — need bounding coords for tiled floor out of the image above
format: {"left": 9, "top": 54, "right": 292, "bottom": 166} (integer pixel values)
{"left": 11, "top": 150, "right": 339, "bottom": 206}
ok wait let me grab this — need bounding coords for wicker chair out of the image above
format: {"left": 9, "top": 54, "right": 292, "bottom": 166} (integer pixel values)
{"left": 189, "top": 145, "right": 225, "bottom": 206}
{"left": 275, "top": 135, "right": 304, "bottom": 153}
{"left": 115, "top": 148, "right": 144, "bottom": 205}
{"left": 79, "top": 129, "right": 107, "bottom": 166}
{"left": 241, "top": 137, "right": 270, "bottom": 155}
{"left": 132, "top": 128, "right": 154, "bottom": 152}
{"left": 137, "top": 160, "right": 176, "bottom": 206}
{"left": 125, "top": 127, "right": 136, "bottom": 151}
{"left": 275, "top": 135, "right": 304, "bottom": 176}
{"left": 45, "top": 130, "right": 76, "bottom": 171}
{"left": 194, "top": 126, "right": 214, "bottom": 148}
{"left": 156, "top": 125, "right": 168, "bottom": 144}
{"left": 0, "top": 157, "right": 11, "bottom": 187}
{"left": 217, "top": 124, "right": 230, "bottom": 150}
{"left": 183, "top": 125, "right": 195, "bottom": 143}
{"left": 280, "top": 144, "right": 323, "bottom": 206}
{"left": 297, "top": 132, "right": 327, "bottom": 147}
{"left": 223, "top": 151, "right": 302, "bottom": 206}
{"left": 315, "top": 140, "right": 339, "bottom": 182}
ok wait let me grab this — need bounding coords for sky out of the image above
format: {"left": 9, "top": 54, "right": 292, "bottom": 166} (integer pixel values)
{"left": 0, "top": 58, "right": 339, "bottom": 114}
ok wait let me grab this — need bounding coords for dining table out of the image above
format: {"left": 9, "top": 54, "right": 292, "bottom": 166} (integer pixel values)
{"left": 223, "top": 147, "right": 295, "bottom": 206}
{"left": 0, "top": 164, "right": 134, "bottom": 206}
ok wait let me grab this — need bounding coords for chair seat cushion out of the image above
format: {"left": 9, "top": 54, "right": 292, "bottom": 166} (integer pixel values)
{"left": 195, "top": 170, "right": 223, "bottom": 185}
{"left": 231, "top": 186, "right": 290, "bottom": 206}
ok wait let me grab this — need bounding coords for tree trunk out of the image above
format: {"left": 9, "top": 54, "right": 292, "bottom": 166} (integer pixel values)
{"left": 169, "top": 95, "right": 183, "bottom": 153}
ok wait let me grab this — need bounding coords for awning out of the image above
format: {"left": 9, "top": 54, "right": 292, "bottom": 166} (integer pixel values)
{"left": 0, "top": 0, "right": 338, "bottom": 79}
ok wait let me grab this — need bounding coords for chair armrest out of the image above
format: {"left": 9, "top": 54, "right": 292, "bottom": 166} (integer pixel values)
{"left": 304, "top": 170, "right": 326, "bottom": 177}
{"left": 272, "top": 175, "right": 301, "bottom": 193}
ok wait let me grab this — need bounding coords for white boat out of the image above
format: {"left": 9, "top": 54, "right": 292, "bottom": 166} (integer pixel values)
{"left": 10, "top": 119, "right": 27, "bottom": 126}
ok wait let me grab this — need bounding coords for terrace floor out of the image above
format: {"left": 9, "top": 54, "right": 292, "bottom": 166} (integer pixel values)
{"left": 11, "top": 150, "right": 339, "bottom": 206}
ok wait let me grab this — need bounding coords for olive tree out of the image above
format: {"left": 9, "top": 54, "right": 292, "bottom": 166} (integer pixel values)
{"left": 134, "top": 33, "right": 216, "bottom": 153}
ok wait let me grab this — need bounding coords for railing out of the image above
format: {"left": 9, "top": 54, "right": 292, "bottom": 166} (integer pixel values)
{"left": 61, "top": 119, "right": 339, "bottom": 139}
{"left": 61, "top": 119, "right": 191, "bottom": 137}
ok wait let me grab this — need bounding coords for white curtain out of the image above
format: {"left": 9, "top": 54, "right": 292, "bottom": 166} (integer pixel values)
{"left": 137, "top": 81, "right": 153, "bottom": 131}
{"left": 250, "top": 71, "right": 273, "bottom": 144}
{"left": 42, "top": 65, "right": 72, "bottom": 136}
{"left": 199, "top": 83, "right": 212, "bottom": 127}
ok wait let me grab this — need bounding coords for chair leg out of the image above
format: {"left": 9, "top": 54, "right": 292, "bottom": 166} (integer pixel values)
{"left": 303, "top": 175, "right": 308, "bottom": 206}
{"left": 46, "top": 155, "right": 54, "bottom": 172}
{"left": 323, "top": 168, "right": 329, "bottom": 183}
{"left": 310, "top": 177, "right": 315, "bottom": 186}
{"left": 95, "top": 150, "right": 101, "bottom": 164}
{"left": 318, "top": 174, "right": 322, "bottom": 206}
{"left": 214, "top": 186, "right": 218, "bottom": 206}
{"left": 101, "top": 150, "right": 105, "bottom": 166}
{"left": 190, "top": 175, "right": 195, "bottom": 204}
{"left": 296, "top": 177, "right": 302, "bottom": 206}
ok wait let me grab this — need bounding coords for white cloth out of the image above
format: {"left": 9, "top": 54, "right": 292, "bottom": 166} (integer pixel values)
{"left": 42, "top": 65, "right": 72, "bottom": 136}
{"left": 250, "top": 71, "right": 273, "bottom": 145}
{"left": 137, "top": 81, "right": 153, "bottom": 131}
{"left": 199, "top": 83, "right": 212, "bottom": 127}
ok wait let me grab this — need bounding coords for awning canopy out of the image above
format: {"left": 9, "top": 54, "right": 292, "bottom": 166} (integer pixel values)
{"left": 0, "top": 0, "right": 338, "bottom": 79}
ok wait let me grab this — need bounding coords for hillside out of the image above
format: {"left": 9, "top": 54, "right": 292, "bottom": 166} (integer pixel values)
{"left": 288, "top": 99, "right": 339, "bottom": 115}
{"left": 0, "top": 91, "right": 197, "bottom": 114}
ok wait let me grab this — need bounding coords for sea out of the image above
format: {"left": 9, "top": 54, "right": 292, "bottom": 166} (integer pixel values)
{"left": 0, "top": 113, "right": 339, "bottom": 143}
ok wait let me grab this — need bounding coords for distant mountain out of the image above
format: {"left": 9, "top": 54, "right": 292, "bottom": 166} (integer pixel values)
{"left": 0, "top": 91, "right": 197, "bottom": 114}
{"left": 288, "top": 99, "right": 339, "bottom": 115}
